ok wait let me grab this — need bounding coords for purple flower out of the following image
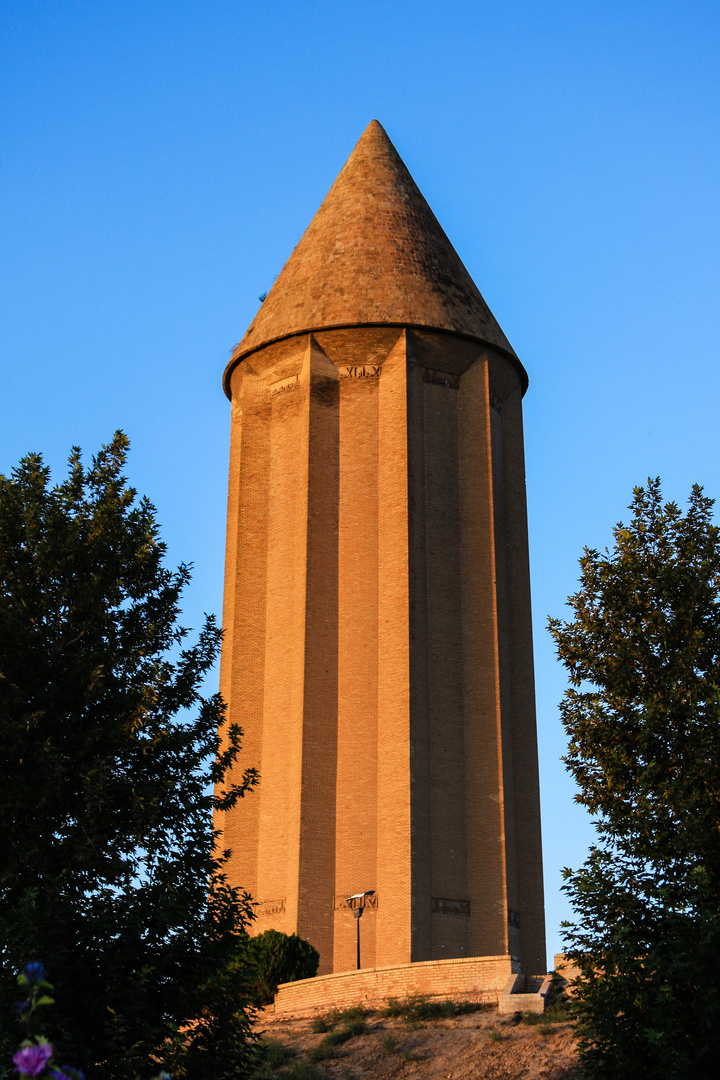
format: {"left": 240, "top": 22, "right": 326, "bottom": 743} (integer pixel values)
{"left": 49, "top": 1069, "right": 84, "bottom": 1080}
{"left": 23, "top": 963, "right": 44, "bottom": 985}
{"left": 12, "top": 1042, "right": 53, "bottom": 1076}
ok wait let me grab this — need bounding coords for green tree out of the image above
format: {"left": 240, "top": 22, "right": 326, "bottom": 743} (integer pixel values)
{"left": 247, "top": 930, "right": 320, "bottom": 1006}
{"left": 550, "top": 480, "right": 720, "bottom": 1080}
{"left": 0, "top": 433, "right": 259, "bottom": 1079}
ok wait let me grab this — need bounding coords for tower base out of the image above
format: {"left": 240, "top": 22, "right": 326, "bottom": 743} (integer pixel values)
{"left": 271, "top": 955, "right": 550, "bottom": 1019}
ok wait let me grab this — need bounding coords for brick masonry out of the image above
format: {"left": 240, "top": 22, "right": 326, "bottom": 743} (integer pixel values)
{"left": 215, "top": 122, "right": 546, "bottom": 984}
{"left": 273, "top": 954, "right": 521, "bottom": 1018}
{"left": 225, "top": 121, "right": 520, "bottom": 386}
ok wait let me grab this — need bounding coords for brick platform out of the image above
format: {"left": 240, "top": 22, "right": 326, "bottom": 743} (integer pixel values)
{"left": 273, "top": 955, "right": 522, "bottom": 1018}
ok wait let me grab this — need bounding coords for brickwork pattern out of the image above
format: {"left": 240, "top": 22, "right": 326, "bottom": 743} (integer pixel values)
{"left": 216, "top": 124, "right": 546, "bottom": 985}
{"left": 273, "top": 955, "right": 521, "bottom": 1018}
{"left": 224, "top": 121, "right": 526, "bottom": 397}
{"left": 216, "top": 328, "right": 546, "bottom": 975}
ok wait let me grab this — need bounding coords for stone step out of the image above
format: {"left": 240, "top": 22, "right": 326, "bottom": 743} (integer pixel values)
{"left": 497, "top": 972, "right": 553, "bottom": 1015}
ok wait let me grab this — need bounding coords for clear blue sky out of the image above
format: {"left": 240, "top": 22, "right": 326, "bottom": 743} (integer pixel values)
{"left": 2, "top": 0, "right": 719, "bottom": 967}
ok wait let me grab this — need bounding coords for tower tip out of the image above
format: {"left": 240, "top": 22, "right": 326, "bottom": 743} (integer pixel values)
{"left": 225, "top": 121, "right": 523, "bottom": 395}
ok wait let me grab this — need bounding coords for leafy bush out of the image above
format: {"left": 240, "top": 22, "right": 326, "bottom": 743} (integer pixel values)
{"left": 248, "top": 930, "right": 319, "bottom": 1005}
{"left": 306, "top": 1011, "right": 371, "bottom": 1063}
{"left": 306, "top": 1039, "right": 338, "bottom": 1063}
{"left": 336, "top": 1006, "right": 367, "bottom": 1024}
{"left": 342, "top": 1018, "right": 369, "bottom": 1038}
{"left": 380, "top": 998, "right": 403, "bottom": 1018}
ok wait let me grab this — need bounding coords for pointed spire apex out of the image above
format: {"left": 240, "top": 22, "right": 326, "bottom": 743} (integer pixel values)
{"left": 228, "top": 121, "right": 519, "bottom": 383}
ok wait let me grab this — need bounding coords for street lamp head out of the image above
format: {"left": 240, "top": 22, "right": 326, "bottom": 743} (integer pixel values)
{"left": 345, "top": 890, "right": 375, "bottom": 902}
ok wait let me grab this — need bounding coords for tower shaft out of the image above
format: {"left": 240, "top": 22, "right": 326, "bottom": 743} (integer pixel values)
{"left": 218, "top": 324, "right": 545, "bottom": 975}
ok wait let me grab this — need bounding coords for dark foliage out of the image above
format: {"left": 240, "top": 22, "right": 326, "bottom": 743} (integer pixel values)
{"left": 247, "top": 930, "right": 319, "bottom": 1006}
{"left": 0, "top": 433, "right": 260, "bottom": 1079}
{"left": 550, "top": 480, "right": 720, "bottom": 1079}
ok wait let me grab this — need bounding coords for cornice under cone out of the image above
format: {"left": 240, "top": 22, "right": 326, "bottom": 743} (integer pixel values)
{"left": 224, "top": 121, "right": 526, "bottom": 396}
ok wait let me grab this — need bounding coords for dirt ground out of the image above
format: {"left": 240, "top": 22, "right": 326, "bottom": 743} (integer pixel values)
{"left": 255, "top": 1003, "right": 581, "bottom": 1079}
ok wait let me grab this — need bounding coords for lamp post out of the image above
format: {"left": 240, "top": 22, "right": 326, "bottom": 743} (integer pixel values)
{"left": 345, "top": 890, "right": 375, "bottom": 970}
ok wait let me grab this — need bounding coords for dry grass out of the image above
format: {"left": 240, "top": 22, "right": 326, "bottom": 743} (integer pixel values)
{"left": 252, "top": 997, "right": 581, "bottom": 1079}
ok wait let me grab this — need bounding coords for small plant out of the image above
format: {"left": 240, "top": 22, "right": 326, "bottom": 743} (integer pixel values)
{"left": 252, "top": 1050, "right": 321, "bottom": 1079}
{"left": 520, "top": 1010, "right": 545, "bottom": 1026}
{"left": 9, "top": 964, "right": 84, "bottom": 1080}
{"left": 488, "top": 1027, "right": 503, "bottom": 1042}
{"left": 307, "top": 1029, "right": 346, "bottom": 1062}
{"left": 249, "top": 1062, "right": 276, "bottom": 1080}
{"left": 380, "top": 997, "right": 403, "bottom": 1017}
{"left": 260, "top": 1036, "right": 294, "bottom": 1068}
{"left": 285, "top": 1064, "right": 322, "bottom": 1080}
{"left": 379, "top": 993, "right": 481, "bottom": 1023}
{"left": 402, "top": 993, "right": 431, "bottom": 1023}
{"left": 306, "top": 1013, "right": 370, "bottom": 1064}
{"left": 544, "top": 997, "right": 572, "bottom": 1023}
{"left": 342, "top": 1017, "right": 369, "bottom": 1038}
{"left": 399, "top": 1047, "right": 420, "bottom": 1062}
{"left": 324, "top": 1006, "right": 342, "bottom": 1025}
{"left": 309, "top": 1016, "right": 329, "bottom": 1033}
{"left": 338, "top": 1005, "right": 367, "bottom": 1023}
{"left": 306, "top": 1040, "right": 338, "bottom": 1063}
{"left": 325, "top": 1030, "right": 351, "bottom": 1048}
{"left": 380, "top": 1032, "right": 399, "bottom": 1053}
{"left": 538, "top": 1022, "right": 553, "bottom": 1037}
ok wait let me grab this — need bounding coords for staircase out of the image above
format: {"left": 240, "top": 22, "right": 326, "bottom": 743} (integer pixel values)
{"left": 498, "top": 972, "right": 553, "bottom": 1015}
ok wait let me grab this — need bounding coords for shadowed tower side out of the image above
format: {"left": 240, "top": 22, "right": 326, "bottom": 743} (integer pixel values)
{"left": 215, "top": 121, "right": 546, "bottom": 977}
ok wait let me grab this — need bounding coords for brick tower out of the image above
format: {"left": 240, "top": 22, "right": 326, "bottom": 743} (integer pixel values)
{"left": 217, "top": 121, "right": 546, "bottom": 979}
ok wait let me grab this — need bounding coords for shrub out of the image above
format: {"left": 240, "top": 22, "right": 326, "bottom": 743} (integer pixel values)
{"left": 306, "top": 1039, "right": 337, "bottom": 1063}
{"left": 380, "top": 998, "right": 403, "bottom": 1017}
{"left": 380, "top": 1032, "right": 399, "bottom": 1053}
{"left": 521, "top": 1010, "right": 545, "bottom": 1026}
{"left": 247, "top": 930, "right": 319, "bottom": 1005}
{"left": 285, "top": 1065, "right": 322, "bottom": 1080}
{"left": 251, "top": 1056, "right": 319, "bottom": 1080}
{"left": 306, "top": 1014, "right": 370, "bottom": 1063}
{"left": 258, "top": 1036, "right": 294, "bottom": 1069}
{"left": 342, "top": 1018, "right": 369, "bottom": 1038}
{"left": 380, "top": 994, "right": 479, "bottom": 1023}
{"left": 337, "top": 1005, "right": 367, "bottom": 1023}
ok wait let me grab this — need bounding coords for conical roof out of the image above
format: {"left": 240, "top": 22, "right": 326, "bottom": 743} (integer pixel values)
{"left": 225, "top": 121, "right": 523, "bottom": 393}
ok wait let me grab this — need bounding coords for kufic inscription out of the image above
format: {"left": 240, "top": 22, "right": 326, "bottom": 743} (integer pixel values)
{"left": 271, "top": 374, "right": 300, "bottom": 396}
{"left": 256, "top": 898, "right": 286, "bottom": 917}
{"left": 432, "top": 897, "right": 470, "bottom": 916}
{"left": 334, "top": 894, "right": 379, "bottom": 911}
{"left": 423, "top": 369, "right": 460, "bottom": 389}
{"left": 338, "top": 365, "right": 381, "bottom": 380}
